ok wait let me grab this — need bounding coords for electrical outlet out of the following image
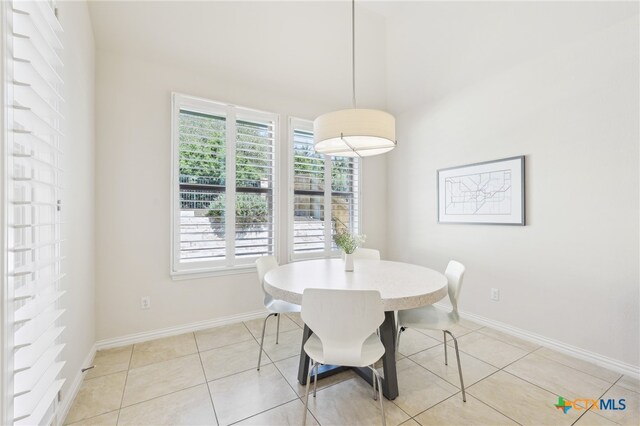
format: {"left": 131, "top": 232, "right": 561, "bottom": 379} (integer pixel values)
{"left": 141, "top": 296, "right": 151, "bottom": 310}
{"left": 490, "top": 288, "right": 500, "bottom": 301}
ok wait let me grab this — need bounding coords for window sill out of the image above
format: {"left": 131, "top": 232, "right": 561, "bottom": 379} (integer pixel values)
{"left": 289, "top": 251, "right": 342, "bottom": 263}
{"left": 171, "top": 264, "right": 257, "bottom": 281}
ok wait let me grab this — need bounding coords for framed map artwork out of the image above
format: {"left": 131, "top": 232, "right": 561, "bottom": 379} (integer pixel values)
{"left": 437, "top": 156, "right": 525, "bottom": 225}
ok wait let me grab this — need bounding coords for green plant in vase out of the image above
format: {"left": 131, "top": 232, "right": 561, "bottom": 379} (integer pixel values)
{"left": 333, "top": 229, "right": 366, "bottom": 271}
{"left": 333, "top": 229, "right": 365, "bottom": 254}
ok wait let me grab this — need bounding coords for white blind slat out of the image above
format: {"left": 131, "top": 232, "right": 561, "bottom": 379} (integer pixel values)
{"left": 14, "top": 326, "right": 64, "bottom": 371}
{"left": 9, "top": 256, "right": 64, "bottom": 277}
{"left": 14, "top": 81, "right": 63, "bottom": 120}
{"left": 11, "top": 178, "right": 60, "bottom": 191}
{"left": 13, "top": 35, "right": 63, "bottom": 85}
{"left": 12, "top": 0, "right": 63, "bottom": 48}
{"left": 33, "top": 0, "right": 63, "bottom": 33}
{"left": 14, "top": 369, "right": 64, "bottom": 421}
{"left": 13, "top": 10, "right": 63, "bottom": 67}
{"left": 13, "top": 106, "right": 63, "bottom": 137}
{"left": 14, "top": 131, "right": 63, "bottom": 154}
{"left": 14, "top": 344, "right": 64, "bottom": 395}
{"left": 13, "top": 59, "right": 64, "bottom": 105}
{"left": 14, "top": 309, "right": 64, "bottom": 348}
{"left": 14, "top": 290, "right": 65, "bottom": 323}
{"left": 14, "top": 274, "right": 64, "bottom": 301}
{"left": 9, "top": 239, "right": 64, "bottom": 253}
{"left": 15, "top": 379, "right": 64, "bottom": 426}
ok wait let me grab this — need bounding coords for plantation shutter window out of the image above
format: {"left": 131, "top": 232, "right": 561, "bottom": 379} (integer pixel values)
{"left": 177, "top": 109, "right": 227, "bottom": 263}
{"left": 330, "top": 154, "right": 359, "bottom": 249}
{"left": 289, "top": 118, "right": 360, "bottom": 260}
{"left": 234, "top": 117, "right": 275, "bottom": 258}
{"left": 172, "top": 94, "right": 277, "bottom": 276}
{"left": 3, "top": 0, "right": 66, "bottom": 424}
{"left": 292, "top": 127, "right": 326, "bottom": 253}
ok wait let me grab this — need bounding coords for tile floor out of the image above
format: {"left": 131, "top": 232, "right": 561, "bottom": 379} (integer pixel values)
{"left": 65, "top": 314, "right": 639, "bottom": 426}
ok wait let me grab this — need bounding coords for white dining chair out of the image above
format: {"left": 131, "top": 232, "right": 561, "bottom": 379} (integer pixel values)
{"left": 301, "top": 288, "right": 387, "bottom": 426}
{"left": 255, "top": 256, "right": 301, "bottom": 371}
{"left": 352, "top": 247, "right": 381, "bottom": 260}
{"left": 396, "top": 260, "right": 467, "bottom": 402}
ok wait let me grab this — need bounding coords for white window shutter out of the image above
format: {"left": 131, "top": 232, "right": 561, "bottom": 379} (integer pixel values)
{"left": 330, "top": 154, "right": 360, "bottom": 245}
{"left": 5, "top": 0, "right": 66, "bottom": 424}
{"left": 290, "top": 119, "right": 360, "bottom": 260}
{"left": 234, "top": 117, "right": 275, "bottom": 258}
{"left": 292, "top": 126, "right": 327, "bottom": 254}
{"left": 178, "top": 109, "right": 227, "bottom": 264}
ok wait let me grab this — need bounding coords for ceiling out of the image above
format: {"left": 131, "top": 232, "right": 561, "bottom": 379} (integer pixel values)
{"left": 382, "top": 1, "right": 638, "bottom": 112}
{"left": 87, "top": 1, "right": 639, "bottom": 114}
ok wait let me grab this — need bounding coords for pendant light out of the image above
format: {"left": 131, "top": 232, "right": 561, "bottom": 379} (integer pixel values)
{"left": 314, "top": 0, "right": 396, "bottom": 158}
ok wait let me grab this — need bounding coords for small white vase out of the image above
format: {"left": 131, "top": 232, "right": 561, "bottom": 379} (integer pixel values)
{"left": 344, "top": 253, "right": 354, "bottom": 272}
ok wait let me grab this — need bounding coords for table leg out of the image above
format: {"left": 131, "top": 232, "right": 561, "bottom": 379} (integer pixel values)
{"left": 297, "top": 324, "right": 313, "bottom": 385}
{"left": 352, "top": 311, "right": 399, "bottom": 399}
{"left": 297, "top": 313, "right": 399, "bottom": 400}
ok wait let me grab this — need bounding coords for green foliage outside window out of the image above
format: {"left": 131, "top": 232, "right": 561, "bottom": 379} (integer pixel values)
{"left": 205, "top": 193, "right": 269, "bottom": 227}
{"left": 235, "top": 120, "right": 272, "bottom": 189}
{"left": 293, "top": 139, "right": 324, "bottom": 191}
{"left": 331, "top": 157, "right": 353, "bottom": 192}
{"left": 179, "top": 111, "right": 226, "bottom": 185}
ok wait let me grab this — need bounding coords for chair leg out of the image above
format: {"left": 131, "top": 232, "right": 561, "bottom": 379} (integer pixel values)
{"left": 275, "top": 313, "right": 280, "bottom": 344}
{"left": 303, "top": 360, "right": 314, "bottom": 425}
{"left": 444, "top": 330, "right": 466, "bottom": 402}
{"left": 313, "top": 363, "right": 319, "bottom": 397}
{"left": 257, "top": 313, "right": 276, "bottom": 371}
{"left": 443, "top": 330, "right": 448, "bottom": 366}
{"left": 396, "top": 326, "right": 405, "bottom": 354}
{"left": 372, "top": 365, "right": 377, "bottom": 400}
{"left": 374, "top": 369, "right": 386, "bottom": 426}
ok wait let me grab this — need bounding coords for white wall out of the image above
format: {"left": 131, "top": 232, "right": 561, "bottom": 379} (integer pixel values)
{"left": 57, "top": 0, "right": 96, "bottom": 409}
{"left": 386, "top": 8, "right": 639, "bottom": 367}
{"left": 89, "top": 1, "right": 388, "bottom": 113}
{"left": 94, "top": 50, "right": 387, "bottom": 340}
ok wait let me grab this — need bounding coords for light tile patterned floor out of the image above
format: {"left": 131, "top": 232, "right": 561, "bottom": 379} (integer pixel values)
{"left": 65, "top": 313, "right": 639, "bottom": 426}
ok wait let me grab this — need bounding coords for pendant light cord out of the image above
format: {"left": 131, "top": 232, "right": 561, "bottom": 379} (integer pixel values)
{"left": 352, "top": 0, "right": 356, "bottom": 109}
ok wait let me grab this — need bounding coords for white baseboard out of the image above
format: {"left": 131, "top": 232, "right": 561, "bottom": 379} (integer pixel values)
{"left": 56, "top": 343, "right": 97, "bottom": 426}
{"left": 96, "top": 305, "right": 639, "bottom": 380}
{"left": 95, "top": 309, "right": 269, "bottom": 350}
{"left": 441, "top": 304, "right": 640, "bottom": 379}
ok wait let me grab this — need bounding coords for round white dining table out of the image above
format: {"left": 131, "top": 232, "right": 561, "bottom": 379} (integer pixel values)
{"left": 263, "top": 258, "right": 449, "bottom": 400}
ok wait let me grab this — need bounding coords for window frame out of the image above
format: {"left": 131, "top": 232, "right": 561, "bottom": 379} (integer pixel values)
{"left": 288, "top": 117, "right": 362, "bottom": 262}
{"left": 170, "top": 93, "right": 279, "bottom": 278}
